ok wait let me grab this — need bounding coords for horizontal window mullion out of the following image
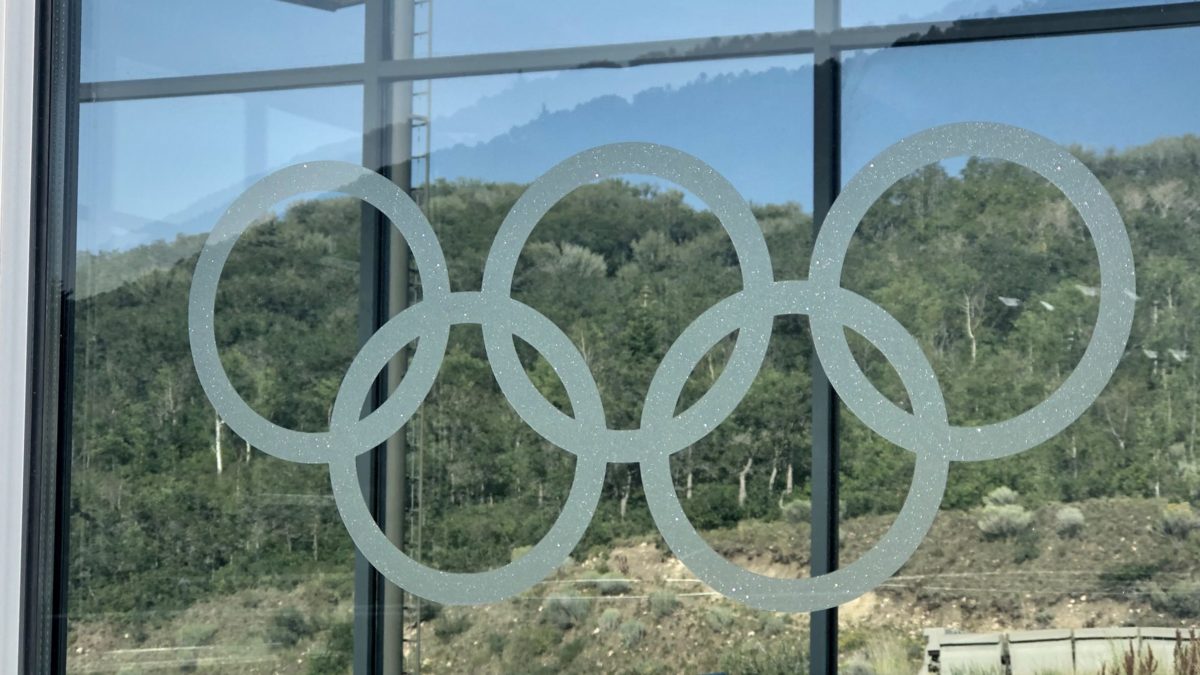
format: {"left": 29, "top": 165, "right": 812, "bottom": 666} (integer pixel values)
{"left": 374, "top": 30, "right": 816, "bottom": 82}
{"left": 80, "top": 63, "right": 366, "bottom": 103}
{"left": 80, "top": 30, "right": 817, "bottom": 103}
{"left": 833, "top": 1, "right": 1200, "bottom": 51}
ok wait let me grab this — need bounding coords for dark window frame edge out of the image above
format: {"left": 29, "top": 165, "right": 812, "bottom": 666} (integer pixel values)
{"left": 22, "top": 0, "right": 80, "bottom": 673}
{"left": 22, "top": 2, "right": 1200, "bottom": 675}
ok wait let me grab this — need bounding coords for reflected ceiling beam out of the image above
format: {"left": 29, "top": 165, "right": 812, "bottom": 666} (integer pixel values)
{"left": 275, "top": 0, "right": 365, "bottom": 11}
{"left": 81, "top": 63, "right": 366, "bottom": 102}
{"left": 80, "top": 30, "right": 815, "bottom": 102}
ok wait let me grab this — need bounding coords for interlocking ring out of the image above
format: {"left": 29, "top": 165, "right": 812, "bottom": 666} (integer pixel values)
{"left": 189, "top": 122, "right": 1135, "bottom": 612}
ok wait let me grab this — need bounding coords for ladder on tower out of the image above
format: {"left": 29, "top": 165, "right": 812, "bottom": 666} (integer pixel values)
{"left": 410, "top": 0, "right": 434, "bottom": 219}
{"left": 400, "top": 2, "right": 433, "bottom": 673}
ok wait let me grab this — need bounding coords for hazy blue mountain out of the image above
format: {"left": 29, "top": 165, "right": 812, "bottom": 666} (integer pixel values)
{"left": 431, "top": 66, "right": 813, "bottom": 208}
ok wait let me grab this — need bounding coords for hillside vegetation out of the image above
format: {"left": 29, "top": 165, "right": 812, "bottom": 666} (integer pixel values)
{"left": 67, "top": 135, "right": 1200, "bottom": 672}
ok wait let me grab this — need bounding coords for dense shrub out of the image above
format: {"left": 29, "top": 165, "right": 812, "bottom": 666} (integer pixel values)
{"left": 977, "top": 504, "right": 1033, "bottom": 539}
{"left": 648, "top": 591, "right": 679, "bottom": 619}
{"left": 1055, "top": 506, "right": 1085, "bottom": 537}
{"left": 1162, "top": 502, "right": 1200, "bottom": 537}
{"left": 558, "top": 637, "right": 586, "bottom": 667}
{"left": 595, "top": 572, "right": 633, "bottom": 596}
{"left": 685, "top": 484, "right": 741, "bottom": 530}
{"left": 781, "top": 499, "right": 812, "bottom": 525}
{"left": 1012, "top": 528, "right": 1042, "bottom": 564}
{"left": 619, "top": 620, "right": 647, "bottom": 648}
{"left": 760, "top": 614, "right": 788, "bottom": 636}
{"left": 307, "top": 650, "right": 349, "bottom": 675}
{"left": 1150, "top": 582, "right": 1200, "bottom": 618}
{"left": 718, "top": 641, "right": 809, "bottom": 675}
{"left": 578, "top": 570, "right": 603, "bottom": 587}
{"left": 842, "top": 659, "right": 877, "bottom": 675}
{"left": 543, "top": 595, "right": 590, "bottom": 630}
{"left": 486, "top": 632, "right": 506, "bottom": 655}
{"left": 433, "top": 612, "right": 472, "bottom": 640}
{"left": 426, "top": 499, "right": 568, "bottom": 572}
{"left": 1099, "top": 561, "right": 1162, "bottom": 596}
{"left": 176, "top": 623, "right": 218, "bottom": 647}
{"left": 705, "top": 606, "right": 735, "bottom": 633}
{"left": 1034, "top": 609, "right": 1054, "bottom": 627}
{"left": 504, "top": 624, "right": 561, "bottom": 664}
{"left": 599, "top": 608, "right": 622, "bottom": 631}
{"left": 415, "top": 600, "right": 442, "bottom": 622}
{"left": 324, "top": 620, "right": 354, "bottom": 656}
{"left": 983, "top": 486, "right": 1020, "bottom": 507}
{"left": 266, "top": 608, "right": 313, "bottom": 648}
{"left": 307, "top": 620, "right": 354, "bottom": 673}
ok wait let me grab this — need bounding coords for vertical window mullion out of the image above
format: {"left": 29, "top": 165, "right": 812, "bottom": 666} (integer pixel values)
{"left": 810, "top": 0, "right": 841, "bottom": 672}
{"left": 354, "top": 2, "right": 391, "bottom": 674}
{"left": 23, "top": 0, "right": 81, "bottom": 672}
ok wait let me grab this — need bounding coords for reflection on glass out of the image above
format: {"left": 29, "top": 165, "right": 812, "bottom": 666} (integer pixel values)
{"left": 842, "top": 0, "right": 1194, "bottom": 28}
{"left": 838, "top": 27, "right": 1200, "bottom": 674}
{"left": 68, "top": 88, "right": 362, "bottom": 672}
{"left": 419, "top": 0, "right": 810, "bottom": 57}
{"left": 80, "top": 0, "right": 810, "bottom": 84}
{"left": 81, "top": 0, "right": 364, "bottom": 81}
{"left": 77, "top": 86, "right": 362, "bottom": 254}
{"left": 428, "top": 59, "right": 813, "bottom": 206}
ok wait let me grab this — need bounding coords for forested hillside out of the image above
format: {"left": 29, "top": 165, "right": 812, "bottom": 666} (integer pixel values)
{"left": 67, "top": 135, "right": 1200, "bottom": 670}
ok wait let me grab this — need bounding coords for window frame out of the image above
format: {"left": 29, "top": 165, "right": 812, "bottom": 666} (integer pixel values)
{"left": 1, "top": 0, "right": 39, "bottom": 672}
{"left": 17, "top": 1, "right": 1200, "bottom": 673}
{"left": 14, "top": 0, "right": 79, "bottom": 673}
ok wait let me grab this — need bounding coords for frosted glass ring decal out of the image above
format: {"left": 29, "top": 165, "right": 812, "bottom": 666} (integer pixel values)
{"left": 189, "top": 123, "right": 1135, "bottom": 612}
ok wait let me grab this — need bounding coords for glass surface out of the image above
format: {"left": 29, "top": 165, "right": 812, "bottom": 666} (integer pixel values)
{"left": 81, "top": 0, "right": 365, "bottom": 82}
{"left": 842, "top": 0, "right": 1195, "bottom": 28}
{"left": 80, "top": 0, "right": 810, "bottom": 84}
{"left": 419, "top": 0, "right": 811, "bottom": 57}
{"left": 67, "top": 0, "right": 1200, "bottom": 671}
{"left": 838, "top": 26, "right": 1200, "bottom": 673}
{"left": 67, "top": 87, "right": 362, "bottom": 672}
{"left": 369, "top": 55, "right": 814, "bottom": 673}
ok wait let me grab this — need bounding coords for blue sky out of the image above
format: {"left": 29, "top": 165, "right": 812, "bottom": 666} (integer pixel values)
{"left": 76, "top": 0, "right": 1200, "bottom": 252}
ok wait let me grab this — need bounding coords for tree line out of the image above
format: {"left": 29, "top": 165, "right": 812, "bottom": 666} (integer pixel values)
{"left": 69, "top": 134, "right": 1200, "bottom": 622}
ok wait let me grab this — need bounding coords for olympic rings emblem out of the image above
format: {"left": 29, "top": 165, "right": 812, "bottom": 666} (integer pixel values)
{"left": 189, "top": 123, "right": 1136, "bottom": 612}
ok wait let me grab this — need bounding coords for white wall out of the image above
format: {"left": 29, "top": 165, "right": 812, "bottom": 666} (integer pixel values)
{"left": 0, "top": 0, "right": 37, "bottom": 671}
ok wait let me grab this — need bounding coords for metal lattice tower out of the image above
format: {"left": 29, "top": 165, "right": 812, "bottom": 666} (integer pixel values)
{"left": 401, "top": 2, "right": 433, "bottom": 673}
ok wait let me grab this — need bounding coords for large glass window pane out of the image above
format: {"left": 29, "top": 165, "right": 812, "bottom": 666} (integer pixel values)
{"left": 363, "top": 56, "right": 814, "bottom": 672}
{"left": 837, "top": 26, "right": 1200, "bottom": 673}
{"left": 68, "top": 86, "right": 363, "bottom": 673}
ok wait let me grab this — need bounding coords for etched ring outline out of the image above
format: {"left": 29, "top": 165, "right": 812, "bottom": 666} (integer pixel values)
{"left": 188, "top": 161, "right": 452, "bottom": 464}
{"left": 326, "top": 292, "right": 609, "bottom": 604}
{"left": 642, "top": 281, "right": 950, "bottom": 611}
{"left": 480, "top": 142, "right": 776, "bottom": 462}
{"left": 809, "top": 122, "right": 1136, "bottom": 462}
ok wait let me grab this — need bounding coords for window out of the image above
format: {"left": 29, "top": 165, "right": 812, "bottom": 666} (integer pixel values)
{"left": 16, "top": 1, "right": 1200, "bottom": 673}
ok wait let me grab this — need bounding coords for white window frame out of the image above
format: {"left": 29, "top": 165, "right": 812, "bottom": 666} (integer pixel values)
{"left": 0, "top": 0, "right": 36, "bottom": 672}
